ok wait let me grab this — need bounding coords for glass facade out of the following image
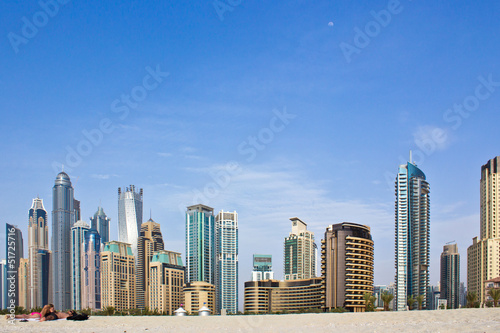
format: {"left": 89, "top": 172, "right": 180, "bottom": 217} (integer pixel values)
{"left": 52, "top": 171, "right": 75, "bottom": 310}
{"left": 118, "top": 186, "right": 143, "bottom": 259}
{"left": 185, "top": 204, "right": 215, "bottom": 285}
{"left": 395, "top": 161, "right": 430, "bottom": 311}
{"left": 90, "top": 206, "right": 110, "bottom": 245}
{"left": 71, "top": 220, "right": 90, "bottom": 310}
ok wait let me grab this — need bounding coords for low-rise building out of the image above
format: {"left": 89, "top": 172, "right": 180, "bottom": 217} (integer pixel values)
{"left": 244, "top": 278, "right": 323, "bottom": 313}
{"left": 183, "top": 281, "right": 215, "bottom": 315}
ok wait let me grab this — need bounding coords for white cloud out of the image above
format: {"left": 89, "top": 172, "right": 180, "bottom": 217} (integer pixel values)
{"left": 157, "top": 152, "right": 173, "bottom": 157}
{"left": 413, "top": 125, "right": 452, "bottom": 152}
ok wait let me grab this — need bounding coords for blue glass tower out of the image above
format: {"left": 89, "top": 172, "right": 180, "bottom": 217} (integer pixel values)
{"left": 186, "top": 204, "right": 215, "bottom": 285}
{"left": 52, "top": 171, "right": 75, "bottom": 310}
{"left": 395, "top": 157, "right": 430, "bottom": 311}
{"left": 90, "top": 206, "right": 110, "bottom": 245}
{"left": 71, "top": 220, "right": 90, "bottom": 310}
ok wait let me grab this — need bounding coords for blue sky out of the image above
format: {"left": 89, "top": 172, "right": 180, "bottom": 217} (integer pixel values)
{"left": 1, "top": 0, "right": 500, "bottom": 307}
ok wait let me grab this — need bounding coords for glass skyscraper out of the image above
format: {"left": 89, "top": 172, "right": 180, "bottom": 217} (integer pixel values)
{"left": 185, "top": 204, "right": 215, "bottom": 285}
{"left": 90, "top": 206, "right": 110, "bottom": 245}
{"left": 118, "top": 185, "right": 143, "bottom": 258}
{"left": 284, "top": 217, "right": 316, "bottom": 280}
{"left": 81, "top": 229, "right": 101, "bottom": 310}
{"left": 394, "top": 158, "right": 430, "bottom": 311}
{"left": 71, "top": 220, "right": 90, "bottom": 310}
{"left": 28, "top": 197, "right": 49, "bottom": 308}
{"left": 215, "top": 210, "right": 238, "bottom": 314}
{"left": 52, "top": 171, "right": 75, "bottom": 310}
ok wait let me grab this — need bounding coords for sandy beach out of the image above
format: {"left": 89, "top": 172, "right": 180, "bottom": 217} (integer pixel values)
{"left": 2, "top": 308, "right": 499, "bottom": 333}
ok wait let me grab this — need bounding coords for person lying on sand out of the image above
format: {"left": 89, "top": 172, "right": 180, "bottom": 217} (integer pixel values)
{"left": 5, "top": 304, "right": 52, "bottom": 320}
{"left": 39, "top": 305, "right": 73, "bottom": 322}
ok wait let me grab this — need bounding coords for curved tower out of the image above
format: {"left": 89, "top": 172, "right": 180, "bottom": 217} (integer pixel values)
{"left": 118, "top": 185, "right": 143, "bottom": 258}
{"left": 395, "top": 160, "right": 430, "bottom": 311}
{"left": 52, "top": 171, "right": 75, "bottom": 310}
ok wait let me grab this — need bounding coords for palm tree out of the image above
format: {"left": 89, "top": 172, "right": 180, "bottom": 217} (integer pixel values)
{"left": 416, "top": 295, "right": 424, "bottom": 310}
{"left": 466, "top": 292, "right": 477, "bottom": 308}
{"left": 488, "top": 288, "right": 500, "bottom": 307}
{"left": 407, "top": 295, "right": 415, "bottom": 310}
{"left": 381, "top": 291, "right": 394, "bottom": 311}
{"left": 363, "top": 292, "right": 376, "bottom": 312}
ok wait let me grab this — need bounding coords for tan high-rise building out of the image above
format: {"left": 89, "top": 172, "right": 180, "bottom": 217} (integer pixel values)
{"left": 183, "top": 281, "right": 215, "bottom": 314}
{"left": 101, "top": 241, "right": 136, "bottom": 311}
{"left": 284, "top": 218, "right": 316, "bottom": 280}
{"left": 28, "top": 197, "right": 49, "bottom": 308}
{"left": 244, "top": 278, "right": 323, "bottom": 314}
{"left": 148, "top": 250, "right": 185, "bottom": 314}
{"left": 322, "top": 222, "right": 374, "bottom": 312}
{"left": 136, "top": 219, "right": 164, "bottom": 309}
{"left": 18, "top": 258, "right": 29, "bottom": 309}
{"left": 468, "top": 156, "right": 500, "bottom": 305}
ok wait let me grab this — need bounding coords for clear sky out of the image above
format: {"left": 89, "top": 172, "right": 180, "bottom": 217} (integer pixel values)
{"left": 1, "top": 0, "right": 500, "bottom": 308}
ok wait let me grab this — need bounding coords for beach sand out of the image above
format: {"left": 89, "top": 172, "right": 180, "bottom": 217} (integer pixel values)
{"left": 2, "top": 308, "right": 499, "bottom": 333}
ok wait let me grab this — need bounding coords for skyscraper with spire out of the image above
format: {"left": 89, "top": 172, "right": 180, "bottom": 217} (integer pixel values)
{"left": 394, "top": 154, "right": 430, "bottom": 311}
{"left": 118, "top": 185, "right": 143, "bottom": 258}
{"left": 52, "top": 171, "right": 75, "bottom": 310}
{"left": 90, "top": 206, "right": 110, "bottom": 245}
{"left": 28, "top": 197, "right": 49, "bottom": 308}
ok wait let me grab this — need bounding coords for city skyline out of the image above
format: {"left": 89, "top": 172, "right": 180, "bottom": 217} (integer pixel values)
{"left": 2, "top": 1, "right": 500, "bottom": 311}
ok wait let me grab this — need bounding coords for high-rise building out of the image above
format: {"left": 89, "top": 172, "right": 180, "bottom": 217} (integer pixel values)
{"left": 52, "top": 171, "right": 75, "bottom": 310}
{"left": 252, "top": 254, "right": 274, "bottom": 281}
{"left": 185, "top": 204, "right": 215, "bottom": 284}
{"left": 468, "top": 156, "right": 500, "bottom": 305}
{"left": 81, "top": 229, "right": 101, "bottom": 310}
{"left": 459, "top": 282, "right": 467, "bottom": 307}
{"left": 394, "top": 159, "right": 430, "bottom": 311}
{"left": 71, "top": 221, "right": 90, "bottom": 310}
{"left": 373, "top": 285, "right": 395, "bottom": 309}
{"left": 440, "top": 243, "right": 460, "bottom": 309}
{"left": 0, "top": 259, "right": 6, "bottom": 309}
{"left": 136, "top": 219, "right": 164, "bottom": 309}
{"left": 321, "top": 222, "right": 374, "bottom": 312}
{"left": 74, "top": 199, "right": 81, "bottom": 222}
{"left": 183, "top": 281, "right": 215, "bottom": 315}
{"left": 28, "top": 197, "right": 49, "bottom": 308}
{"left": 90, "top": 206, "right": 110, "bottom": 246}
{"left": 148, "top": 250, "right": 185, "bottom": 315}
{"left": 244, "top": 278, "right": 323, "bottom": 314}
{"left": 427, "top": 283, "right": 441, "bottom": 310}
{"left": 215, "top": 210, "right": 238, "bottom": 314}
{"left": 284, "top": 217, "right": 316, "bottom": 280}
{"left": 5, "top": 223, "right": 23, "bottom": 307}
{"left": 100, "top": 241, "right": 136, "bottom": 311}
{"left": 37, "top": 249, "right": 52, "bottom": 306}
{"left": 18, "top": 258, "right": 29, "bottom": 309}
{"left": 118, "top": 185, "right": 143, "bottom": 259}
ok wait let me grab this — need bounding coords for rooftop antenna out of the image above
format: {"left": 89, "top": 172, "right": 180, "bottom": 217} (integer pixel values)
{"left": 409, "top": 150, "right": 413, "bottom": 164}
{"left": 150, "top": 209, "right": 152, "bottom": 220}
{"left": 62, "top": 164, "right": 64, "bottom": 172}
{"left": 446, "top": 240, "right": 456, "bottom": 244}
